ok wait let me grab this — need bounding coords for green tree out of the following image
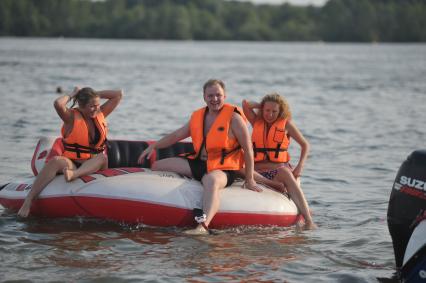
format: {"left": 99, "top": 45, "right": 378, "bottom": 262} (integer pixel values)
{"left": 169, "top": 6, "right": 192, "bottom": 39}
{"left": 0, "top": 0, "right": 13, "bottom": 35}
{"left": 321, "top": 0, "right": 376, "bottom": 42}
{"left": 0, "top": 0, "right": 425, "bottom": 42}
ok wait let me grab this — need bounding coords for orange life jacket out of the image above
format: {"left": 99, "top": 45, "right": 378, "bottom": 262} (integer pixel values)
{"left": 252, "top": 118, "right": 290, "bottom": 163}
{"left": 61, "top": 109, "right": 108, "bottom": 160}
{"left": 188, "top": 103, "right": 244, "bottom": 172}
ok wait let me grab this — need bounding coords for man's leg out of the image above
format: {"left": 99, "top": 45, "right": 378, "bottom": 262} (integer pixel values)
{"left": 184, "top": 170, "right": 227, "bottom": 235}
{"left": 151, "top": 157, "right": 193, "bottom": 177}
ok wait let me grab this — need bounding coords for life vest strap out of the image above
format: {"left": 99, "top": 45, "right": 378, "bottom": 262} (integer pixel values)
{"left": 253, "top": 144, "right": 287, "bottom": 154}
{"left": 180, "top": 152, "right": 196, "bottom": 158}
{"left": 275, "top": 143, "right": 282, "bottom": 158}
{"left": 182, "top": 137, "right": 206, "bottom": 160}
{"left": 62, "top": 141, "right": 105, "bottom": 158}
{"left": 220, "top": 145, "right": 241, "bottom": 165}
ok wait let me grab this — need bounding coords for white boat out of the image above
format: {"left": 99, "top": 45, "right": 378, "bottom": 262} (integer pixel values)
{"left": 401, "top": 220, "right": 426, "bottom": 281}
{"left": 0, "top": 137, "right": 301, "bottom": 228}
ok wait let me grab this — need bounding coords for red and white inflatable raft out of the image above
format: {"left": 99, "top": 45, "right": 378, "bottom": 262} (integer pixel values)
{"left": 0, "top": 137, "right": 301, "bottom": 228}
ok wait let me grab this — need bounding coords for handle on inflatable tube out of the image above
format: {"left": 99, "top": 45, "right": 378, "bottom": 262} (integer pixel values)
{"left": 31, "top": 136, "right": 63, "bottom": 176}
{"left": 0, "top": 183, "right": 8, "bottom": 191}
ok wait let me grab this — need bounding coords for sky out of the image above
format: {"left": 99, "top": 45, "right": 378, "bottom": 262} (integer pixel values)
{"left": 246, "top": 0, "right": 328, "bottom": 6}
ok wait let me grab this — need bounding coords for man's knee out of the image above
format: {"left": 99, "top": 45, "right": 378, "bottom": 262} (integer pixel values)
{"left": 202, "top": 171, "right": 226, "bottom": 190}
{"left": 151, "top": 158, "right": 190, "bottom": 176}
{"left": 151, "top": 159, "right": 170, "bottom": 171}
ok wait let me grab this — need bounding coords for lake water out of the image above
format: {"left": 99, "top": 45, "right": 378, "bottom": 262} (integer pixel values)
{"left": 0, "top": 38, "right": 425, "bottom": 282}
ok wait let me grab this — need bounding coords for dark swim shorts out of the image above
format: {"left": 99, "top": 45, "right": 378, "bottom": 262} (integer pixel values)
{"left": 71, "top": 160, "right": 82, "bottom": 169}
{"left": 187, "top": 158, "right": 236, "bottom": 187}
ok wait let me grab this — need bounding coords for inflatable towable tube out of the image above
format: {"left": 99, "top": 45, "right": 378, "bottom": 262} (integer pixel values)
{"left": 0, "top": 136, "right": 302, "bottom": 228}
{"left": 387, "top": 150, "right": 426, "bottom": 282}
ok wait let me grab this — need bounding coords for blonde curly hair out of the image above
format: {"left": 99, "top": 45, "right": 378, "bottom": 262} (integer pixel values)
{"left": 259, "top": 92, "right": 291, "bottom": 121}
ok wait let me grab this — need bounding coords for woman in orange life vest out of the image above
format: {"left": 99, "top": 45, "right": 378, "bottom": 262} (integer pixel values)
{"left": 242, "top": 93, "right": 316, "bottom": 230}
{"left": 17, "top": 87, "right": 123, "bottom": 218}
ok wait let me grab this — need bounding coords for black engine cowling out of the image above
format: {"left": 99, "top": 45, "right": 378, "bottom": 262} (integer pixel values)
{"left": 387, "top": 150, "right": 426, "bottom": 271}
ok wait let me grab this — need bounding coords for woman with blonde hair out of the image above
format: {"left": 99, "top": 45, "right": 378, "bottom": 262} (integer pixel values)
{"left": 242, "top": 93, "right": 316, "bottom": 229}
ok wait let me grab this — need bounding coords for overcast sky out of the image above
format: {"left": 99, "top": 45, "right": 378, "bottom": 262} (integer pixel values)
{"left": 246, "top": 0, "right": 328, "bottom": 6}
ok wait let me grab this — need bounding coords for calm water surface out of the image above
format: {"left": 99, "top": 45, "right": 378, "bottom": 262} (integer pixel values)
{"left": 0, "top": 38, "right": 425, "bottom": 282}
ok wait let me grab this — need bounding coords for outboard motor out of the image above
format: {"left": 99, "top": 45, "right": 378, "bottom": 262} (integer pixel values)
{"left": 387, "top": 150, "right": 426, "bottom": 282}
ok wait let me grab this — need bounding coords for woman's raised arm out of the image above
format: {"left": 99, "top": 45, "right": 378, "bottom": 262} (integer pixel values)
{"left": 99, "top": 89, "right": 123, "bottom": 117}
{"left": 54, "top": 87, "right": 79, "bottom": 124}
{"left": 242, "top": 99, "right": 260, "bottom": 126}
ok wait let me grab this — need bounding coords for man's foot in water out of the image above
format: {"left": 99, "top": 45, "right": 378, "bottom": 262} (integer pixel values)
{"left": 183, "top": 225, "right": 209, "bottom": 235}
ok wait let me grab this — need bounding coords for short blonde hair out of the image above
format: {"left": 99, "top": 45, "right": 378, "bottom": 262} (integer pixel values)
{"left": 203, "top": 79, "right": 225, "bottom": 93}
{"left": 259, "top": 92, "right": 291, "bottom": 120}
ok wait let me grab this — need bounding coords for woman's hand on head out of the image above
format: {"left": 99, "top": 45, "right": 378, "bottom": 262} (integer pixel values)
{"left": 241, "top": 99, "right": 258, "bottom": 125}
{"left": 70, "top": 86, "right": 80, "bottom": 98}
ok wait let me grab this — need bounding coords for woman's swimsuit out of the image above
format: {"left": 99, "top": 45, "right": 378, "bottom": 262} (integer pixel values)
{"left": 92, "top": 122, "right": 101, "bottom": 145}
{"left": 258, "top": 164, "right": 292, "bottom": 180}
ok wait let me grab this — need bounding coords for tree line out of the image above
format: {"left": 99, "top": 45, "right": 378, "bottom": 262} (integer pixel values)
{"left": 0, "top": 0, "right": 425, "bottom": 42}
